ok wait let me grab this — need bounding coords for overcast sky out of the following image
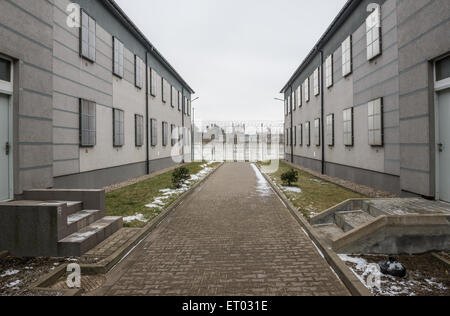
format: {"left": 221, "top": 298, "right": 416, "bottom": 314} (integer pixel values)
{"left": 115, "top": 0, "right": 347, "bottom": 123}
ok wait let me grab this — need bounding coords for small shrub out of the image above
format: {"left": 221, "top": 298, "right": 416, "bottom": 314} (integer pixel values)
{"left": 172, "top": 167, "right": 190, "bottom": 188}
{"left": 281, "top": 169, "right": 299, "bottom": 186}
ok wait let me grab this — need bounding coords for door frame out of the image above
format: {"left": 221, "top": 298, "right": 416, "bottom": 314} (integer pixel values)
{"left": 0, "top": 55, "right": 14, "bottom": 201}
{"left": 434, "top": 55, "right": 450, "bottom": 201}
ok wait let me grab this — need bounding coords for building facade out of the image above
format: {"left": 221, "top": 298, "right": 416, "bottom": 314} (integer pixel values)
{"left": 282, "top": 0, "right": 450, "bottom": 200}
{"left": 0, "top": 0, "right": 193, "bottom": 201}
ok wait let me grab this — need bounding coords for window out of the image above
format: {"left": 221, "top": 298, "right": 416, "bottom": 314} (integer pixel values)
{"left": 162, "top": 78, "right": 167, "bottom": 103}
{"left": 294, "top": 126, "right": 297, "bottom": 146}
{"left": 150, "top": 118, "right": 158, "bottom": 146}
{"left": 113, "top": 109, "right": 124, "bottom": 147}
{"left": 113, "top": 37, "right": 124, "bottom": 78}
{"left": 342, "top": 35, "right": 352, "bottom": 77}
{"left": 171, "top": 86, "right": 176, "bottom": 108}
{"left": 368, "top": 98, "right": 383, "bottom": 146}
{"left": 288, "top": 94, "right": 292, "bottom": 113}
{"left": 80, "top": 99, "right": 96, "bottom": 147}
{"left": 326, "top": 114, "right": 335, "bottom": 146}
{"left": 183, "top": 97, "right": 187, "bottom": 114}
{"left": 187, "top": 99, "right": 191, "bottom": 116}
{"left": 150, "top": 69, "right": 158, "bottom": 97}
{"left": 286, "top": 128, "right": 289, "bottom": 146}
{"left": 326, "top": 55, "right": 333, "bottom": 88}
{"left": 135, "top": 55, "right": 144, "bottom": 89}
{"left": 314, "top": 118, "right": 321, "bottom": 146}
{"left": 0, "top": 58, "right": 11, "bottom": 82}
{"left": 162, "top": 121, "right": 168, "bottom": 147}
{"left": 292, "top": 91, "right": 297, "bottom": 110}
{"left": 299, "top": 124, "right": 303, "bottom": 146}
{"left": 285, "top": 99, "right": 288, "bottom": 116}
{"left": 305, "top": 122, "right": 310, "bottom": 147}
{"left": 366, "top": 6, "right": 381, "bottom": 61}
{"left": 178, "top": 92, "right": 182, "bottom": 111}
{"left": 436, "top": 55, "right": 450, "bottom": 82}
{"left": 135, "top": 114, "right": 144, "bottom": 147}
{"left": 297, "top": 85, "right": 302, "bottom": 108}
{"left": 80, "top": 10, "right": 96, "bottom": 62}
{"left": 343, "top": 108, "right": 354, "bottom": 146}
{"left": 304, "top": 78, "right": 310, "bottom": 102}
{"left": 171, "top": 124, "right": 176, "bottom": 146}
{"left": 313, "top": 68, "right": 320, "bottom": 96}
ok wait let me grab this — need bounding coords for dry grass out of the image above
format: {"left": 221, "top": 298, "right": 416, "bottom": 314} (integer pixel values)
{"left": 260, "top": 160, "right": 366, "bottom": 218}
{"left": 106, "top": 162, "right": 217, "bottom": 228}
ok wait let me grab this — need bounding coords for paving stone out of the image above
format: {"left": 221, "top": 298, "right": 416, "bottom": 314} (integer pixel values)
{"left": 103, "top": 163, "right": 349, "bottom": 296}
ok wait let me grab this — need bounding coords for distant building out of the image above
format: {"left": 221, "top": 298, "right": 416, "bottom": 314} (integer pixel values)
{"left": 281, "top": 0, "right": 450, "bottom": 200}
{"left": 195, "top": 122, "right": 284, "bottom": 162}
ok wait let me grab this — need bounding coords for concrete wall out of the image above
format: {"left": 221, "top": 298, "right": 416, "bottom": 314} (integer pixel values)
{"left": 50, "top": 0, "right": 193, "bottom": 189}
{"left": 397, "top": 0, "right": 450, "bottom": 197}
{"left": 0, "top": 0, "right": 55, "bottom": 195}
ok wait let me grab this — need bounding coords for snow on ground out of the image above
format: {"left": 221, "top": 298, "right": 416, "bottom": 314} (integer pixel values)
{"left": 0, "top": 269, "right": 20, "bottom": 278}
{"left": 5, "top": 280, "right": 21, "bottom": 288}
{"left": 282, "top": 186, "right": 302, "bottom": 193}
{"left": 123, "top": 214, "right": 149, "bottom": 224}
{"left": 338, "top": 254, "right": 449, "bottom": 296}
{"left": 250, "top": 163, "right": 272, "bottom": 197}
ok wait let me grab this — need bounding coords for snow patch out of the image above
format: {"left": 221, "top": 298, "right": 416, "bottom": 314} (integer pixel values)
{"left": 123, "top": 213, "right": 149, "bottom": 223}
{"left": 250, "top": 164, "right": 272, "bottom": 197}
{"left": 1, "top": 269, "right": 20, "bottom": 278}
{"left": 283, "top": 186, "right": 302, "bottom": 193}
{"left": 5, "top": 280, "right": 21, "bottom": 288}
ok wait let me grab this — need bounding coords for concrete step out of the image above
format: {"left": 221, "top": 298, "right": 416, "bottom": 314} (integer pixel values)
{"left": 313, "top": 223, "right": 345, "bottom": 246}
{"left": 44, "top": 201, "right": 83, "bottom": 215}
{"left": 58, "top": 216, "right": 123, "bottom": 257}
{"left": 65, "top": 210, "right": 103, "bottom": 238}
{"left": 335, "top": 210, "right": 375, "bottom": 233}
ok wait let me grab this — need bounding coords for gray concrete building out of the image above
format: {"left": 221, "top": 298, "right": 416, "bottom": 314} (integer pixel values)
{"left": 281, "top": 0, "right": 450, "bottom": 200}
{"left": 0, "top": 0, "right": 194, "bottom": 201}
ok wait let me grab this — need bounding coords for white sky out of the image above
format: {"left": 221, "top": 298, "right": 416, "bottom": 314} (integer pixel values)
{"left": 115, "top": 0, "right": 348, "bottom": 122}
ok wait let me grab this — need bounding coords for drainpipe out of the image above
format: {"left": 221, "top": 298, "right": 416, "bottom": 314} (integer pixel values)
{"left": 318, "top": 48, "right": 325, "bottom": 175}
{"left": 181, "top": 87, "right": 185, "bottom": 164}
{"left": 290, "top": 86, "right": 294, "bottom": 163}
{"left": 145, "top": 52, "right": 150, "bottom": 174}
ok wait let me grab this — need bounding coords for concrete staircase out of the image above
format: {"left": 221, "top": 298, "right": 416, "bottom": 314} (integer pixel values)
{"left": 0, "top": 190, "right": 122, "bottom": 257}
{"left": 310, "top": 199, "right": 450, "bottom": 255}
{"left": 54, "top": 201, "right": 122, "bottom": 257}
{"left": 312, "top": 209, "right": 376, "bottom": 247}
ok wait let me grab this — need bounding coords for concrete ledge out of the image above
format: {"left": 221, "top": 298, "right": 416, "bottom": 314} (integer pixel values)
{"left": 30, "top": 163, "right": 224, "bottom": 295}
{"left": 258, "top": 166, "right": 371, "bottom": 297}
{"left": 24, "top": 189, "right": 105, "bottom": 212}
{"left": 334, "top": 214, "right": 450, "bottom": 254}
{"left": 30, "top": 264, "right": 82, "bottom": 296}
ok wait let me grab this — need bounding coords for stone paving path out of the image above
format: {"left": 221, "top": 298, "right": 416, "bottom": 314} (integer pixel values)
{"left": 95, "top": 163, "right": 349, "bottom": 296}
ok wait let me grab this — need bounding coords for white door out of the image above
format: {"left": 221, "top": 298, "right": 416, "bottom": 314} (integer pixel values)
{"left": 438, "top": 88, "right": 450, "bottom": 202}
{"left": 0, "top": 94, "right": 11, "bottom": 201}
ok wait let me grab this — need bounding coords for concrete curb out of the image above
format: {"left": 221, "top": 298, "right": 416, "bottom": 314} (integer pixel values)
{"left": 432, "top": 252, "right": 450, "bottom": 266}
{"left": 30, "top": 264, "right": 82, "bottom": 296}
{"left": 257, "top": 165, "right": 372, "bottom": 297}
{"left": 30, "top": 162, "right": 224, "bottom": 295}
{"left": 0, "top": 251, "right": 8, "bottom": 259}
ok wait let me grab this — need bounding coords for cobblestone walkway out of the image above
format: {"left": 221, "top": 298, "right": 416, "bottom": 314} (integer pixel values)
{"left": 96, "top": 163, "right": 349, "bottom": 296}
